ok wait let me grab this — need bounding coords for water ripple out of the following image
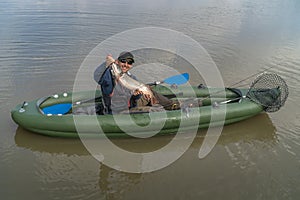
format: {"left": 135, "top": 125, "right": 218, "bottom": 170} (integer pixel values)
{"left": 34, "top": 153, "right": 102, "bottom": 200}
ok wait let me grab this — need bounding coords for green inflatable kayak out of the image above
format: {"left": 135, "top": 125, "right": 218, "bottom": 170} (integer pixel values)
{"left": 11, "top": 72, "right": 288, "bottom": 138}
{"left": 11, "top": 84, "right": 269, "bottom": 138}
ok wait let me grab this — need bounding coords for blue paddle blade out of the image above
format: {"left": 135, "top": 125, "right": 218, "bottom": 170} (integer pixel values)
{"left": 42, "top": 103, "right": 72, "bottom": 115}
{"left": 163, "top": 73, "right": 189, "bottom": 85}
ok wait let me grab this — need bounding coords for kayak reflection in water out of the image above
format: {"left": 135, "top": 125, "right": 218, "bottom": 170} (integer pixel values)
{"left": 95, "top": 51, "right": 182, "bottom": 115}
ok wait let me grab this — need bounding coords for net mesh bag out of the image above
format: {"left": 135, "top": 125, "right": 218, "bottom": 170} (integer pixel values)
{"left": 246, "top": 73, "right": 289, "bottom": 112}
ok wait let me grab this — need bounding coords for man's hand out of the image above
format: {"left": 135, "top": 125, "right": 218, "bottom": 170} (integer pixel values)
{"left": 133, "top": 89, "right": 143, "bottom": 96}
{"left": 133, "top": 89, "right": 152, "bottom": 100}
{"left": 106, "top": 54, "right": 115, "bottom": 66}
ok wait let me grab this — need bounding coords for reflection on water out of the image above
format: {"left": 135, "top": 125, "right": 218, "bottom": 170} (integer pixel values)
{"left": 14, "top": 113, "right": 279, "bottom": 200}
{"left": 15, "top": 127, "right": 88, "bottom": 155}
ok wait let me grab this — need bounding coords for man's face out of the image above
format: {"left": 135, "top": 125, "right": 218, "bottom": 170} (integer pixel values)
{"left": 117, "top": 58, "right": 134, "bottom": 73}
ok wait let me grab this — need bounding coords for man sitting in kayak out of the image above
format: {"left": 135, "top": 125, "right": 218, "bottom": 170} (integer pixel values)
{"left": 96, "top": 51, "right": 180, "bottom": 114}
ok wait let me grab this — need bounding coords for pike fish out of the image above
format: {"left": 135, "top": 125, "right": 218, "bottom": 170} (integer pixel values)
{"left": 111, "top": 63, "right": 157, "bottom": 104}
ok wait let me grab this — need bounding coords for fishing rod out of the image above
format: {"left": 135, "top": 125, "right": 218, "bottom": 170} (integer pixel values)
{"left": 226, "top": 65, "right": 276, "bottom": 88}
{"left": 199, "top": 65, "right": 277, "bottom": 101}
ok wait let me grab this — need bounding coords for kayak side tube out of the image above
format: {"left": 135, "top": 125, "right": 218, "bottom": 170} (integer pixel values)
{"left": 11, "top": 97, "right": 263, "bottom": 138}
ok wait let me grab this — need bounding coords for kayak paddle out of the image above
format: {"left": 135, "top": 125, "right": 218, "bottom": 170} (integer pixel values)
{"left": 148, "top": 73, "right": 189, "bottom": 86}
{"left": 42, "top": 73, "right": 189, "bottom": 115}
{"left": 42, "top": 103, "right": 72, "bottom": 115}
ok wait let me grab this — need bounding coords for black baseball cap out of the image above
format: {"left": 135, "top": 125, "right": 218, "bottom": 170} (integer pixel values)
{"left": 117, "top": 51, "right": 134, "bottom": 63}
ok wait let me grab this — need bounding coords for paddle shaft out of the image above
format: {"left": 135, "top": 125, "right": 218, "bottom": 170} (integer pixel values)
{"left": 43, "top": 73, "right": 189, "bottom": 115}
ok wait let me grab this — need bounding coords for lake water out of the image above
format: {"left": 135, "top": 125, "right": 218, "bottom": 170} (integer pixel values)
{"left": 1, "top": 0, "right": 299, "bottom": 199}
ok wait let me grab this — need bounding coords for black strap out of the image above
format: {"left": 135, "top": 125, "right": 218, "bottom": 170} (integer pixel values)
{"left": 226, "top": 87, "right": 243, "bottom": 97}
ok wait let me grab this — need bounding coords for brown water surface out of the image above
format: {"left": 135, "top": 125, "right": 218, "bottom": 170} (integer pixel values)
{"left": 1, "top": 0, "right": 299, "bottom": 199}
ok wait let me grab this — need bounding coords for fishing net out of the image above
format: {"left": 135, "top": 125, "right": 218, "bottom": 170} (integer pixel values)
{"left": 246, "top": 73, "right": 289, "bottom": 112}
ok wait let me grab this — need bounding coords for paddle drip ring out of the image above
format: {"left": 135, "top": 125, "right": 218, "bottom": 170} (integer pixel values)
{"left": 246, "top": 73, "right": 289, "bottom": 112}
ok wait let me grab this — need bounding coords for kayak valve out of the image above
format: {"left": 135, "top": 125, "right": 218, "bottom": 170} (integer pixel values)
{"left": 22, "top": 101, "right": 28, "bottom": 107}
{"left": 212, "top": 102, "right": 219, "bottom": 108}
{"left": 19, "top": 101, "right": 28, "bottom": 113}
